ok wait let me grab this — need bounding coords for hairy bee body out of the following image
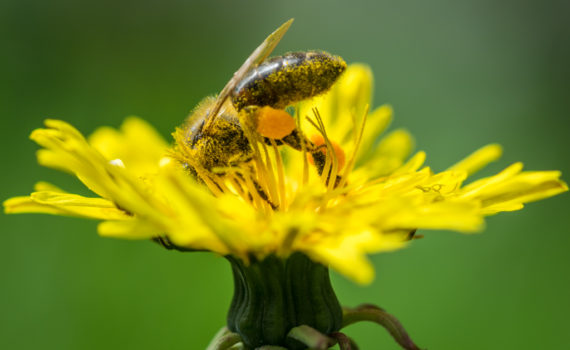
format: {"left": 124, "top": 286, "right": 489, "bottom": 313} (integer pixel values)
{"left": 182, "top": 51, "right": 346, "bottom": 173}
{"left": 232, "top": 51, "right": 346, "bottom": 111}
{"left": 174, "top": 21, "right": 347, "bottom": 186}
{"left": 183, "top": 97, "right": 252, "bottom": 171}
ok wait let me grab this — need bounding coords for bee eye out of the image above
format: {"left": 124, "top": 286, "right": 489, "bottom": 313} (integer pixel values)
{"left": 255, "top": 106, "right": 296, "bottom": 139}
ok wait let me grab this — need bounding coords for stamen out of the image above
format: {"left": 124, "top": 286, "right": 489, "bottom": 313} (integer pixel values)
{"left": 230, "top": 173, "right": 257, "bottom": 207}
{"left": 270, "top": 139, "right": 287, "bottom": 210}
{"left": 259, "top": 141, "right": 280, "bottom": 207}
{"left": 305, "top": 116, "right": 330, "bottom": 178}
{"left": 239, "top": 121, "right": 273, "bottom": 206}
{"left": 337, "top": 104, "right": 368, "bottom": 189}
{"left": 306, "top": 108, "right": 342, "bottom": 191}
{"left": 226, "top": 173, "right": 249, "bottom": 201}
{"left": 237, "top": 170, "right": 263, "bottom": 211}
{"left": 296, "top": 106, "right": 310, "bottom": 187}
{"left": 242, "top": 170, "right": 274, "bottom": 215}
{"left": 311, "top": 110, "right": 335, "bottom": 187}
{"left": 318, "top": 110, "right": 340, "bottom": 191}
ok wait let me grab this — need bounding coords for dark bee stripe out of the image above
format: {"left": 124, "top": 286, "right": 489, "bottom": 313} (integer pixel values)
{"left": 232, "top": 51, "right": 346, "bottom": 111}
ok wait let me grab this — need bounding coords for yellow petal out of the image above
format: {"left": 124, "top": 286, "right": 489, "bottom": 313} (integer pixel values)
{"left": 98, "top": 220, "right": 161, "bottom": 239}
{"left": 301, "top": 230, "right": 405, "bottom": 285}
{"left": 479, "top": 202, "right": 524, "bottom": 215}
{"left": 152, "top": 167, "right": 237, "bottom": 254}
{"left": 376, "top": 129, "right": 414, "bottom": 160}
{"left": 4, "top": 192, "right": 130, "bottom": 220}
{"left": 88, "top": 117, "right": 168, "bottom": 175}
{"left": 336, "top": 64, "right": 373, "bottom": 127}
{"left": 311, "top": 247, "right": 375, "bottom": 285}
{"left": 459, "top": 162, "right": 524, "bottom": 198}
{"left": 360, "top": 129, "right": 414, "bottom": 176}
{"left": 35, "top": 149, "right": 78, "bottom": 174}
{"left": 383, "top": 201, "right": 484, "bottom": 233}
{"left": 447, "top": 144, "right": 502, "bottom": 177}
{"left": 299, "top": 63, "right": 373, "bottom": 143}
{"left": 480, "top": 174, "right": 567, "bottom": 209}
{"left": 459, "top": 162, "right": 568, "bottom": 214}
{"left": 33, "top": 181, "right": 67, "bottom": 193}
{"left": 391, "top": 150, "right": 425, "bottom": 176}
{"left": 357, "top": 104, "right": 393, "bottom": 162}
{"left": 44, "top": 119, "right": 85, "bottom": 139}
{"left": 4, "top": 196, "right": 72, "bottom": 216}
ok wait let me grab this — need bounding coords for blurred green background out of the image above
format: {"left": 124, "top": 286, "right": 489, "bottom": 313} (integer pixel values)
{"left": 1, "top": 0, "right": 569, "bottom": 349}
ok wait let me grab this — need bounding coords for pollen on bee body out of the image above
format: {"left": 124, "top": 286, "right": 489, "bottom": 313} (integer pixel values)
{"left": 255, "top": 106, "right": 296, "bottom": 139}
{"left": 308, "top": 135, "right": 346, "bottom": 171}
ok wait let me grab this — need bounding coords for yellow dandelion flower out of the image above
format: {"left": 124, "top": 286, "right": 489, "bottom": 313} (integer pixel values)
{"left": 3, "top": 20, "right": 566, "bottom": 350}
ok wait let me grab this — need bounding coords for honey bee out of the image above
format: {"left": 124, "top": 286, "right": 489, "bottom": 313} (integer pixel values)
{"left": 173, "top": 19, "right": 346, "bottom": 182}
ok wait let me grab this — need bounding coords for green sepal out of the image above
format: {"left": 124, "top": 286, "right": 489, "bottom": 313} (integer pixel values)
{"left": 226, "top": 253, "right": 342, "bottom": 349}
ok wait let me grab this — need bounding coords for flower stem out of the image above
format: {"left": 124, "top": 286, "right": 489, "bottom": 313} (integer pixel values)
{"left": 206, "top": 326, "right": 242, "bottom": 350}
{"left": 342, "top": 304, "right": 422, "bottom": 350}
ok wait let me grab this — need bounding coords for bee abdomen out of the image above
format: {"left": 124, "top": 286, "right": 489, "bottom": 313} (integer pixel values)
{"left": 232, "top": 51, "right": 346, "bottom": 111}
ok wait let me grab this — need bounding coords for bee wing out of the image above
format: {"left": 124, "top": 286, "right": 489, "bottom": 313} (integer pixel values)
{"left": 204, "top": 18, "right": 294, "bottom": 130}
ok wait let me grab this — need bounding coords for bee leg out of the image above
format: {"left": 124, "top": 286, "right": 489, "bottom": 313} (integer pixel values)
{"left": 235, "top": 172, "right": 279, "bottom": 210}
{"left": 277, "top": 129, "right": 325, "bottom": 173}
{"left": 279, "top": 129, "right": 309, "bottom": 151}
{"left": 253, "top": 179, "right": 278, "bottom": 210}
{"left": 305, "top": 145, "right": 343, "bottom": 188}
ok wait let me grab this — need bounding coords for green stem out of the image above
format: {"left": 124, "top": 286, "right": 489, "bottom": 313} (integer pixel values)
{"left": 286, "top": 325, "right": 336, "bottom": 350}
{"left": 206, "top": 326, "right": 242, "bottom": 350}
{"left": 329, "top": 332, "right": 358, "bottom": 350}
{"left": 342, "top": 304, "right": 422, "bottom": 350}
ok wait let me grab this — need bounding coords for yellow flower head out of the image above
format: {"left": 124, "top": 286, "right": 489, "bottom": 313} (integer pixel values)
{"left": 4, "top": 63, "right": 567, "bottom": 285}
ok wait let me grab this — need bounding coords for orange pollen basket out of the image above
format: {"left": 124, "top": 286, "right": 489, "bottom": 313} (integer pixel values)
{"left": 255, "top": 106, "right": 297, "bottom": 139}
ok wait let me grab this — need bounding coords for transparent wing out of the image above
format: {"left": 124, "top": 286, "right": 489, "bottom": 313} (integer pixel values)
{"left": 203, "top": 18, "right": 294, "bottom": 131}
